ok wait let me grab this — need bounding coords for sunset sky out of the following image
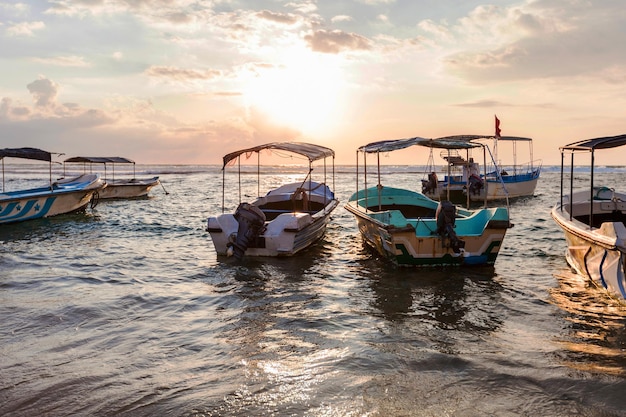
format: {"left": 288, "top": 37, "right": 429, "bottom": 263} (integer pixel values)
{"left": 1, "top": 0, "right": 625, "bottom": 165}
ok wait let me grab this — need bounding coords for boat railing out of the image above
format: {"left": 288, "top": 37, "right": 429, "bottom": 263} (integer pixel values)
{"left": 484, "top": 158, "right": 542, "bottom": 178}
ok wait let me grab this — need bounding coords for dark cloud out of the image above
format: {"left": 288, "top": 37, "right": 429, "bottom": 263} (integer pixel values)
{"left": 454, "top": 100, "right": 511, "bottom": 108}
{"left": 144, "top": 66, "right": 222, "bottom": 81}
{"left": 304, "top": 29, "right": 371, "bottom": 53}
{"left": 27, "top": 77, "right": 59, "bottom": 108}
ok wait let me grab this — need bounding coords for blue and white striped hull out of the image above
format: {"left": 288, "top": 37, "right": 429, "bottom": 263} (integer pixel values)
{"left": 0, "top": 174, "right": 105, "bottom": 225}
{"left": 0, "top": 191, "right": 95, "bottom": 224}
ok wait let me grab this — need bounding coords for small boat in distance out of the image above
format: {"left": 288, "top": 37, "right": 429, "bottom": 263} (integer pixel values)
{"left": 63, "top": 156, "right": 160, "bottom": 199}
{"left": 0, "top": 148, "right": 105, "bottom": 225}
{"left": 345, "top": 136, "right": 512, "bottom": 266}
{"left": 207, "top": 142, "right": 339, "bottom": 260}
{"left": 551, "top": 134, "right": 626, "bottom": 302}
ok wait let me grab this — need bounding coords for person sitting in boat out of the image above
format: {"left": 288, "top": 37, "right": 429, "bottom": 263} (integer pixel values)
{"left": 466, "top": 158, "right": 483, "bottom": 195}
{"left": 422, "top": 172, "right": 438, "bottom": 195}
{"left": 468, "top": 173, "right": 483, "bottom": 195}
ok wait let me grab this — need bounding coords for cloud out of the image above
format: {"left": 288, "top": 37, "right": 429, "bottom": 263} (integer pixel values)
{"left": 0, "top": 98, "right": 31, "bottom": 119}
{"left": 357, "top": 0, "right": 395, "bottom": 4}
{"left": 0, "top": 2, "right": 30, "bottom": 17}
{"left": 32, "top": 55, "right": 91, "bottom": 67}
{"left": 304, "top": 29, "right": 371, "bottom": 54}
{"left": 27, "top": 77, "right": 59, "bottom": 108}
{"left": 256, "top": 10, "right": 299, "bottom": 25}
{"left": 6, "top": 21, "right": 45, "bottom": 36}
{"left": 144, "top": 66, "right": 223, "bottom": 81}
{"left": 331, "top": 15, "right": 352, "bottom": 23}
{"left": 285, "top": 1, "right": 318, "bottom": 14}
{"left": 437, "top": 2, "right": 626, "bottom": 84}
{"left": 0, "top": 75, "right": 307, "bottom": 164}
{"left": 454, "top": 100, "right": 512, "bottom": 108}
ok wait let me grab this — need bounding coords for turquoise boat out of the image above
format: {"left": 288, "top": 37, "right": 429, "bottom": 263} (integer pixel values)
{"left": 345, "top": 137, "right": 512, "bottom": 266}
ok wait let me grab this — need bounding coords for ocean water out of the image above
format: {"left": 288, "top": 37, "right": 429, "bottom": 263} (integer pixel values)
{"left": 1, "top": 164, "right": 626, "bottom": 416}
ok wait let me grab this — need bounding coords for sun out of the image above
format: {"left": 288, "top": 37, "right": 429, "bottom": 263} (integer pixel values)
{"left": 242, "top": 47, "right": 347, "bottom": 136}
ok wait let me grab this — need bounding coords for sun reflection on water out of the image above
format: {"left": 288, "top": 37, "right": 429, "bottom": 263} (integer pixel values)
{"left": 550, "top": 269, "right": 626, "bottom": 376}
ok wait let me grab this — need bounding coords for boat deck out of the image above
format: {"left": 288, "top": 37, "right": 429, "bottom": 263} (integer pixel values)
{"left": 257, "top": 200, "right": 327, "bottom": 221}
{"left": 566, "top": 199, "right": 626, "bottom": 228}
{"left": 364, "top": 203, "right": 436, "bottom": 219}
{"left": 575, "top": 212, "right": 626, "bottom": 229}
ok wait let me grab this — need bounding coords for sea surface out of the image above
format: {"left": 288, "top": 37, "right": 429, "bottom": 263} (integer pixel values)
{"left": 2, "top": 164, "right": 626, "bottom": 416}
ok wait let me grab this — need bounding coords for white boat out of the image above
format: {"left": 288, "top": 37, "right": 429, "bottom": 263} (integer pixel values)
{"left": 0, "top": 148, "right": 105, "bottom": 225}
{"left": 551, "top": 134, "right": 626, "bottom": 301}
{"left": 207, "top": 142, "right": 339, "bottom": 259}
{"left": 63, "top": 156, "right": 160, "bottom": 199}
{"left": 423, "top": 135, "right": 541, "bottom": 202}
{"left": 345, "top": 136, "right": 512, "bottom": 266}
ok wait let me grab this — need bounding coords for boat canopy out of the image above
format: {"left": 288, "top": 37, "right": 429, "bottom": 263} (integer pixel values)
{"left": 560, "top": 134, "right": 626, "bottom": 151}
{"left": 64, "top": 156, "right": 135, "bottom": 164}
{"left": 493, "top": 136, "right": 533, "bottom": 142}
{"left": 222, "top": 142, "right": 335, "bottom": 168}
{"left": 0, "top": 147, "right": 52, "bottom": 162}
{"left": 357, "top": 135, "right": 495, "bottom": 153}
{"left": 425, "top": 136, "right": 485, "bottom": 149}
{"left": 358, "top": 137, "right": 428, "bottom": 153}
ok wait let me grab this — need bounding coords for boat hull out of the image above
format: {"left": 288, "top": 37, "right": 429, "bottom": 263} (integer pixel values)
{"left": 346, "top": 186, "right": 511, "bottom": 266}
{"left": 0, "top": 174, "right": 105, "bottom": 224}
{"left": 207, "top": 182, "right": 338, "bottom": 258}
{"left": 99, "top": 177, "right": 160, "bottom": 199}
{"left": 551, "top": 190, "right": 626, "bottom": 301}
{"left": 430, "top": 170, "right": 540, "bottom": 202}
{"left": 479, "top": 172, "right": 540, "bottom": 200}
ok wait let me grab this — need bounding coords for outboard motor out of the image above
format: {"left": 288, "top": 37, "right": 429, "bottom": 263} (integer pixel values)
{"left": 436, "top": 201, "right": 465, "bottom": 253}
{"left": 229, "top": 203, "right": 266, "bottom": 260}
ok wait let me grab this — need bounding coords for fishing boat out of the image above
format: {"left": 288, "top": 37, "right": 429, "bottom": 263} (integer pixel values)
{"left": 0, "top": 148, "right": 105, "bottom": 225}
{"left": 345, "top": 136, "right": 512, "bottom": 266}
{"left": 551, "top": 134, "right": 626, "bottom": 301}
{"left": 422, "top": 134, "right": 541, "bottom": 202}
{"left": 206, "top": 142, "right": 339, "bottom": 260}
{"left": 63, "top": 156, "right": 161, "bottom": 199}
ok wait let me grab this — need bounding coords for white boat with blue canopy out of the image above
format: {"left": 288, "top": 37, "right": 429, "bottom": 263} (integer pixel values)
{"left": 63, "top": 156, "right": 161, "bottom": 199}
{"left": 422, "top": 134, "right": 541, "bottom": 202}
{"left": 551, "top": 134, "right": 626, "bottom": 302}
{"left": 345, "top": 136, "right": 512, "bottom": 266}
{"left": 0, "top": 148, "right": 105, "bottom": 225}
{"left": 207, "top": 142, "right": 339, "bottom": 260}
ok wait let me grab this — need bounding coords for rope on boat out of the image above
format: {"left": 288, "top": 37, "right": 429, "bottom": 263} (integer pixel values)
{"left": 159, "top": 180, "right": 170, "bottom": 195}
{"left": 416, "top": 217, "right": 435, "bottom": 234}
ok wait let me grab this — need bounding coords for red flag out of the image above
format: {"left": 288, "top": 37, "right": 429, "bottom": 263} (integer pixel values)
{"left": 495, "top": 115, "right": 501, "bottom": 137}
